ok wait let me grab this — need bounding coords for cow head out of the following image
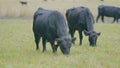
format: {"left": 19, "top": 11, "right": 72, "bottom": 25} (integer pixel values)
{"left": 54, "top": 37, "right": 76, "bottom": 55}
{"left": 84, "top": 31, "right": 101, "bottom": 46}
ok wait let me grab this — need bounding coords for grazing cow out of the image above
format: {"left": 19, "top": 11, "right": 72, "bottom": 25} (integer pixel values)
{"left": 66, "top": 6, "right": 101, "bottom": 46}
{"left": 96, "top": 5, "right": 120, "bottom": 23}
{"left": 33, "top": 8, "right": 76, "bottom": 55}
{"left": 19, "top": 1, "right": 27, "bottom": 5}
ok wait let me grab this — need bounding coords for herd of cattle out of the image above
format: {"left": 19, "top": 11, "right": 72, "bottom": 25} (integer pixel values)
{"left": 33, "top": 5, "right": 120, "bottom": 55}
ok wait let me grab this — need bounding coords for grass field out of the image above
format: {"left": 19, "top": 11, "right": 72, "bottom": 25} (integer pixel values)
{"left": 0, "top": 20, "right": 120, "bottom": 68}
{"left": 0, "top": 0, "right": 120, "bottom": 68}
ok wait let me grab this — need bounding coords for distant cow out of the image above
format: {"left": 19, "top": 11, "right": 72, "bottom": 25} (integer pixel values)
{"left": 33, "top": 8, "right": 75, "bottom": 55}
{"left": 96, "top": 5, "right": 120, "bottom": 23}
{"left": 66, "top": 6, "right": 101, "bottom": 46}
{"left": 19, "top": 1, "right": 27, "bottom": 5}
{"left": 44, "top": 0, "right": 47, "bottom": 1}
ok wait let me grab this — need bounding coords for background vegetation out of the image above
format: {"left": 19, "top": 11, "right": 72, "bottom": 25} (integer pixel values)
{"left": 0, "top": 0, "right": 120, "bottom": 68}
{"left": 0, "top": 0, "right": 120, "bottom": 18}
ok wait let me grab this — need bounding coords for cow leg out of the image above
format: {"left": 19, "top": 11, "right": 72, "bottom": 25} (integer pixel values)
{"left": 69, "top": 28, "right": 75, "bottom": 37}
{"left": 96, "top": 15, "right": 100, "bottom": 23}
{"left": 69, "top": 29, "right": 75, "bottom": 44}
{"left": 116, "top": 18, "right": 119, "bottom": 23}
{"left": 42, "top": 37, "right": 46, "bottom": 52}
{"left": 50, "top": 42, "right": 57, "bottom": 53}
{"left": 34, "top": 33, "right": 41, "bottom": 50}
{"left": 101, "top": 16, "right": 104, "bottom": 23}
{"left": 79, "top": 31, "right": 83, "bottom": 45}
{"left": 112, "top": 18, "right": 116, "bottom": 23}
{"left": 53, "top": 45, "right": 58, "bottom": 53}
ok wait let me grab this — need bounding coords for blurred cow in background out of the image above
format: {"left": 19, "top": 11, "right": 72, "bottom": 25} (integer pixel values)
{"left": 43, "top": 0, "right": 47, "bottom": 1}
{"left": 96, "top": 5, "right": 120, "bottom": 23}
{"left": 19, "top": 1, "right": 27, "bottom": 5}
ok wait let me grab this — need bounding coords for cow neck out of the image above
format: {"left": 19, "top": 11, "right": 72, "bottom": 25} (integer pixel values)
{"left": 58, "top": 36, "right": 70, "bottom": 40}
{"left": 56, "top": 26, "right": 69, "bottom": 39}
{"left": 86, "top": 24, "right": 94, "bottom": 32}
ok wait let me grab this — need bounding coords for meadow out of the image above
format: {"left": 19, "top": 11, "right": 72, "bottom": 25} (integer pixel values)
{"left": 0, "top": 0, "right": 120, "bottom": 68}
{"left": 0, "top": 20, "right": 120, "bottom": 68}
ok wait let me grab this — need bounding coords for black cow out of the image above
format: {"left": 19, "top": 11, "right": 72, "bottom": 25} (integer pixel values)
{"left": 66, "top": 6, "right": 101, "bottom": 46}
{"left": 33, "top": 8, "right": 75, "bottom": 55}
{"left": 96, "top": 5, "right": 120, "bottom": 23}
{"left": 43, "top": 0, "right": 47, "bottom": 1}
{"left": 19, "top": 1, "right": 27, "bottom": 5}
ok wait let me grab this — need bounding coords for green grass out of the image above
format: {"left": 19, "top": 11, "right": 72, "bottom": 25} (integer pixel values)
{"left": 0, "top": 20, "right": 120, "bottom": 68}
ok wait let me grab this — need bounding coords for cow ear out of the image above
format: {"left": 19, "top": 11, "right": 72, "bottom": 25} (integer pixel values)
{"left": 97, "top": 32, "right": 101, "bottom": 36}
{"left": 54, "top": 39, "right": 61, "bottom": 46}
{"left": 71, "top": 37, "right": 76, "bottom": 43}
{"left": 84, "top": 30, "right": 90, "bottom": 36}
{"left": 54, "top": 40, "right": 58, "bottom": 46}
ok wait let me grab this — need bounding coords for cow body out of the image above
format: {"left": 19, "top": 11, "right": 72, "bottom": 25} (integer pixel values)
{"left": 33, "top": 8, "right": 75, "bottom": 55}
{"left": 96, "top": 5, "right": 120, "bottom": 23}
{"left": 66, "top": 7, "right": 100, "bottom": 46}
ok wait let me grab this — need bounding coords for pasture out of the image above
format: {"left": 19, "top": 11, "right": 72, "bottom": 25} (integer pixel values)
{"left": 0, "top": 0, "right": 120, "bottom": 68}
{"left": 0, "top": 20, "right": 120, "bottom": 68}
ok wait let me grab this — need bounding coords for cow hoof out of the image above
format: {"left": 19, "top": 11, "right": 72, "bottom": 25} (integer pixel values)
{"left": 36, "top": 48, "right": 39, "bottom": 50}
{"left": 42, "top": 50, "right": 46, "bottom": 53}
{"left": 79, "top": 43, "right": 82, "bottom": 46}
{"left": 90, "top": 45, "right": 96, "bottom": 47}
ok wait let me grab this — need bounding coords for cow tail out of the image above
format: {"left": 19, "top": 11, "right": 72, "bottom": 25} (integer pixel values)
{"left": 33, "top": 11, "right": 40, "bottom": 31}
{"left": 66, "top": 9, "right": 71, "bottom": 21}
{"left": 33, "top": 12, "right": 38, "bottom": 31}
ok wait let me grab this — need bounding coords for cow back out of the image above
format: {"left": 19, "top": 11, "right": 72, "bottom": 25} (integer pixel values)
{"left": 98, "top": 5, "right": 120, "bottom": 17}
{"left": 66, "top": 7, "right": 94, "bottom": 31}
